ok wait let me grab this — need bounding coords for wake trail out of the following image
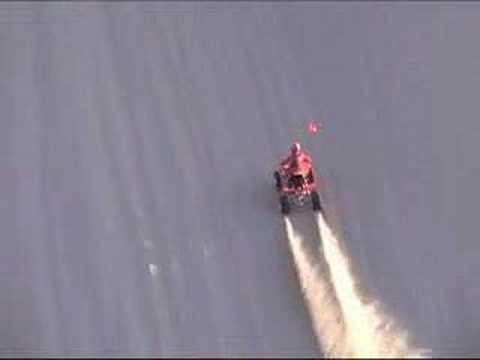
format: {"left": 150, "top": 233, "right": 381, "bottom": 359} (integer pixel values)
{"left": 316, "top": 213, "right": 427, "bottom": 358}
{"left": 283, "top": 217, "right": 349, "bottom": 358}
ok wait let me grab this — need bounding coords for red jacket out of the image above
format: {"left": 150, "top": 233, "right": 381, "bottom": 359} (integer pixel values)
{"left": 280, "top": 151, "right": 312, "bottom": 176}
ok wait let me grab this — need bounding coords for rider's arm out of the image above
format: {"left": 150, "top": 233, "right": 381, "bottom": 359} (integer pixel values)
{"left": 300, "top": 153, "right": 312, "bottom": 165}
{"left": 280, "top": 156, "right": 291, "bottom": 169}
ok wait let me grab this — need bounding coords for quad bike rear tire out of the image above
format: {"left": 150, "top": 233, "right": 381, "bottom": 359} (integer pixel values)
{"left": 280, "top": 195, "right": 290, "bottom": 215}
{"left": 311, "top": 191, "right": 322, "bottom": 212}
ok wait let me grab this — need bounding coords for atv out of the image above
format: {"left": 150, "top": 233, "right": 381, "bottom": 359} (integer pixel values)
{"left": 274, "top": 167, "right": 323, "bottom": 215}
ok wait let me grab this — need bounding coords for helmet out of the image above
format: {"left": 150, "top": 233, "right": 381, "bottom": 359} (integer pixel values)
{"left": 290, "top": 142, "right": 301, "bottom": 155}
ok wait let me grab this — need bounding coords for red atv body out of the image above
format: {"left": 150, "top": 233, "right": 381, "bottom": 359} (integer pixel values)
{"left": 274, "top": 165, "right": 323, "bottom": 215}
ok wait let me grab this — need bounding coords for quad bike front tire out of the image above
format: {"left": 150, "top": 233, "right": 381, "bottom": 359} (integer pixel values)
{"left": 307, "top": 170, "right": 315, "bottom": 184}
{"left": 280, "top": 195, "right": 290, "bottom": 215}
{"left": 274, "top": 171, "right": 282, "bottom": 191}
{"left": 311, "top": 191, "right": 323, "bottom": 212}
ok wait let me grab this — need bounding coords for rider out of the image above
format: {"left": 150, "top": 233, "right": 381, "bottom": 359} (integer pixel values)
{"left": 280, "top": 142, "right": 313, "bottom": 187}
